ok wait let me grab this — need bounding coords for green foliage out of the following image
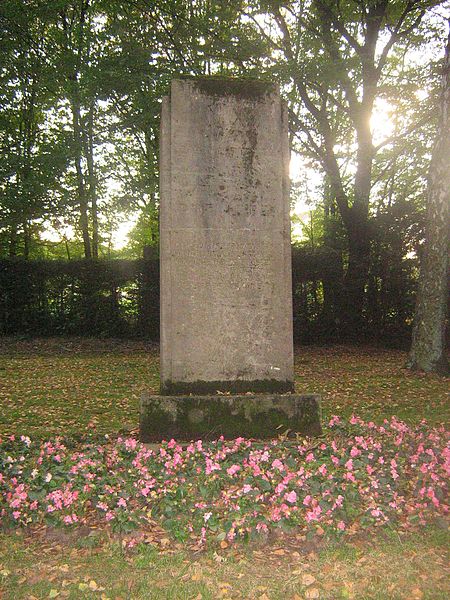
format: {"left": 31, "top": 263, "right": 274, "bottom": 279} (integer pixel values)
{"left": 0, "top": 248, "right": 419, "bottom": 345}
{"left": 0, "top": 0, "right": 447, "bottom": 351}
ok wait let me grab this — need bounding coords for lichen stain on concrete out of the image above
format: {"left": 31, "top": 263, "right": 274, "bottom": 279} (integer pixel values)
{"left": 180, "top": 75, "right": 276, "bottom": 100}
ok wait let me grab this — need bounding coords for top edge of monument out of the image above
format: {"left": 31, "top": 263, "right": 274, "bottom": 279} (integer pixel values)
{"left": 172, "top": 75, "right": 277, "bottom": 99}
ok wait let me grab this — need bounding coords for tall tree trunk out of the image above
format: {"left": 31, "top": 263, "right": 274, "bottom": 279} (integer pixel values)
{"left": 85, "top": 101, "right": 98, "bottom": 258}
{"left": 71, "top": 93, "right": 91, "bottom": 259}
{"left": 407, "top": 29, "right": 450, "bottom": 375}
{"left": 23, "top": 220, "right": 30, "bottom": 259}
{"left": 322, "top": 180, "right": 344, "bottom": 338}
{"left": 343, "top": 213, "right": 372, "bottom": 335}
{"left": 62, "top": 1, "right": 92, "bottom": 259}
{"left": 9, "top": 223, "right": 18, "bottom": 257}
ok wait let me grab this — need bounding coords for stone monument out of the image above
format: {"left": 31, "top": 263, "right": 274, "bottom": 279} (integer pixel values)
{"left": 140, "top": 77, "right": 321, "bottom": 441}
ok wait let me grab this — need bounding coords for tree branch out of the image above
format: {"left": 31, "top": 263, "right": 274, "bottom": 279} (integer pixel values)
{"left": 376, "top": 2, "right": 425, "bottom": 74}
{"left": 373, "top": 112, "right": 432, "bottom": 152}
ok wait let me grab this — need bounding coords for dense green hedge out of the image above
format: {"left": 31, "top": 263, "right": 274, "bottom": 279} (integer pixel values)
{"left": 0, "top": 247, "right": 415, "bottom": 345}
{"left": 0, "top": 258, "right": 159, "bottom": 339}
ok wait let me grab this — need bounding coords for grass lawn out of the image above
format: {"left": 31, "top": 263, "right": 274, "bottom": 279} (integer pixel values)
{"left": 0, "top": 338, "right": 448, "bottom": 599}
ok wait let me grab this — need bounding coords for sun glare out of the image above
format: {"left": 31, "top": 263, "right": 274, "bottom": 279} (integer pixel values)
{"left": 370, "top": 99, "right": 396, "bottom": 145}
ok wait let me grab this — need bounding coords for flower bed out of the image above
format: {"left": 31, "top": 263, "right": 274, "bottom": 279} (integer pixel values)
{"left": 1, "top": 416, "right": 448, "bottom": 545}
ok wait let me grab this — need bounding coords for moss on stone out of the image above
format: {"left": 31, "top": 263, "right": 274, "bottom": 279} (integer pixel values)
{"left": 161, "top": 379, "right": 295, "bottom": 395}
{"left": 177, "top": 75, "right": 275, "bottom": 99}
{"left": 140, "top": 393, "right": 322, "bottom": 442}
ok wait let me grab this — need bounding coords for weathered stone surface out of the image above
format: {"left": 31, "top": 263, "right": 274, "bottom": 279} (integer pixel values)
{"left": 159, "top": 77, "right": 294, "bottom": 395}
{"left": 140, "top": 393, "right": 322, "bottom": 441}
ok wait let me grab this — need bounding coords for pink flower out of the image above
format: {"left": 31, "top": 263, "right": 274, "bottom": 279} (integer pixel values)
{"left": 303, "top": 495, "right": 312, "bottom": 506}
{"left": 205, "top": 458, "right": 221, "bottom": 474}
{"left": 350, "top": 447, "right": 361, "bottom": 458}
{"left": 334, "top": 495, "right": 344, "bottom": 508}
{"left": 12, "top": 511, "right": 20, "bottom": 520}
{"left": 275, "top": 483, "right": 286, "bottom": 494}
{"left": 117, "top": 498, "right": 127, "bottom": 508}
{"left": 125, "top": 438, "right": 138, "bottom": 451}
{"left": 226, "top": 464, "right": 240, "bottom": 476}
{"left": 305, "top": 505, "right": 322, "bottom": 522}
{"left": 337, "top": 521, "right": 346, "bottom": 530}
{"left": 318, "top": 464, "right": 327, "bottom": 476}
{"left": 285, "top": 491, "right": 297, "bottom": 504}
{"left": 305, "top": 453, "right": 315, "bottom": 463}
{"left": 271, "top": 459, "right": 284, "bottom": 471}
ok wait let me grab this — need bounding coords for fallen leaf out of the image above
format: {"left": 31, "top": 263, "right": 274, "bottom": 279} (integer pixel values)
{"left": 305, "top": 589, "right": 320, "bottom": 599}
{"left": 48, "top": 590, "right": 59, "bottom": 599}
{"left": 302, "top": 574, "right": 316, "bottom": 587}
{"left": 213, "top": 552, "right": 226, "bottom": 563}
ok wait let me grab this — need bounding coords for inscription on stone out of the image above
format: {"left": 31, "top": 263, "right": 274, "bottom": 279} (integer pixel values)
{"left": 159, "top": 77, "right": 294, "bottom": 395}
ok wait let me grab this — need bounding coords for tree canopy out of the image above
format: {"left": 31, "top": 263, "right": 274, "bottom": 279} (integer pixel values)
{"left": 0, "top": 0, "right": 448, "bottom": 354}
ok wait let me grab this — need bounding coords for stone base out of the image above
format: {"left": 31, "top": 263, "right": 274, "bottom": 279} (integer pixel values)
{"left": 140, "top": 393, "right": 322, "bottom": 442}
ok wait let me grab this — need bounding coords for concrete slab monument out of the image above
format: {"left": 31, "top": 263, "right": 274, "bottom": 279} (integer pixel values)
{"left": 140, "top": 77, "right": 321, "bottom": 441}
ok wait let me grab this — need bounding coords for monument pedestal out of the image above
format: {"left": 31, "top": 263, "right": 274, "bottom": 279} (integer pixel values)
{"left": 140, "top": 393, "right": 321, "bottom": 442}
{"left": 139, "top": 77, "right": 321, "bottom": 442}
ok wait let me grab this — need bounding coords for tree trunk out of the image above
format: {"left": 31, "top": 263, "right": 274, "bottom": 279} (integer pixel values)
{"left": 9, "top": 223, "right": 18, "bottom": 257}
{"left": 23, "top": 220, "right": 30, "bottom": 259}
{"left": 343, "top": 214, "right": 372, "bottom": 336}
{"left": 71, "top": 94, "right": 92, "bottom": 259}
{"left": 86, "top": 101, "right": 98, "bottom": 258}
{"left": 407, "top": 29, "right": 450, "bottom": 375}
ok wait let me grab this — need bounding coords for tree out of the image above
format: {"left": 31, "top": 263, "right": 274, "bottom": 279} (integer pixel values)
{"left": 244, "top": 0, "right": 444, "bottom": 333}
{"left": 407, "top": 25, "right": 449, "bottom": 374}
{"left": 0, "top": 0, "right": 70, "bottom": 257}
